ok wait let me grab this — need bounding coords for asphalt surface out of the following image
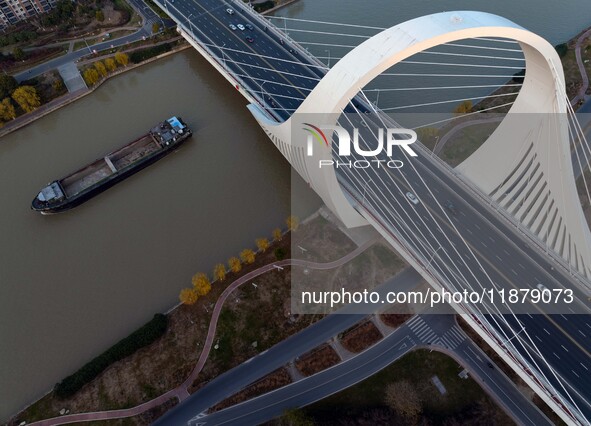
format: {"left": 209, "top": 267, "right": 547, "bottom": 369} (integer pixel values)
{"left": 145, "top": 0, "right": 591, "bottom": 422}
{"left": 179, "top": 315, "right": 550, "bottom": 426}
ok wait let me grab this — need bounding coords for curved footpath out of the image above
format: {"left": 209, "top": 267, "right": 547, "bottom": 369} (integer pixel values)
{"left": 571, "top": 27, "right": 591, "bottom": 107}
{"left": 28, "top": 239, "right": 376, "bottom": 426}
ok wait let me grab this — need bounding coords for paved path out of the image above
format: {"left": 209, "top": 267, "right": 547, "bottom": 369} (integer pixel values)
{"left": 433, "top": 116, "right": 504, "bottom": 156}
{"left": 571, "top": 27, "right": 591, "bottom": 107}
{"left": 28, "top": 239, "right": 376, "bottom": 426}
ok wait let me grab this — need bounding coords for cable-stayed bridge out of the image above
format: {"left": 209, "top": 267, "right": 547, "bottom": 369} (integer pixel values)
{"left": 152, "top": 0, "right": 591, "bottom": 424}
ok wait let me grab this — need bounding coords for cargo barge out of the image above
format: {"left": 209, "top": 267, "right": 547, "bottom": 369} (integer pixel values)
{"left": 32, "top": 116, "right": 191, "bottom": 214}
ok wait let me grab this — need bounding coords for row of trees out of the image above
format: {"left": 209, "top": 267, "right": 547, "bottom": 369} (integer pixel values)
{"left": 0, "top": 84, "right": 41, "bottom": 125}
{"left": 82, "top": 52, "right": 129, "bottom": 86}
{"left": 178, "top": 216, "right": 299, "bottom": 305}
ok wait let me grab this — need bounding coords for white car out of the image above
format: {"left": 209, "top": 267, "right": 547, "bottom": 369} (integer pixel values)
{"left": 237, "top": 24, "right": 245, "bottom": 31}
{"left": 229, "top": 24, "right": 237, "bottom": 30}
{"left": 406, "top": 192, "right": 419, "bottom": 205}
{"left": 536, "top": 283, "right": 548, "bottom": 292}
{"left": 226, "top": 8, "right": 234, "bottom": 14}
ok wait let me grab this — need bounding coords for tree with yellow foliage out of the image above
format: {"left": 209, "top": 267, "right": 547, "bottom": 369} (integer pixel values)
{"left": 286, "top": 215, "right": 300, "bottom": 231}
{"left": 94, "top": 60, "right": 107, "bottom": 78}
{"left": 11, "top": 85, "right": 40, "bottom": 113}
{"left": 192, "top": 272, "right": 211, "bottom": 296}
{"left": 179, "top": 288, "right": 199, "bottom": 305}
{"left": 105, "top": 57, "right": 117, "bottom": 72}
{"left": 0, "top": 97, "right": 16, "bottom": 121}
{"left": 256, "top": 238, "right": 270, "bottom": 253}
{"left": 228, "top": 257, "right": 241, "bottom": 273}
{"left": 213, "top": 263, "right": 226, "bottom": 281}
{"left": 115, "top": 51, "right": 129, "bottom": 67}
{"left": 82, "top": 68, "right": 100, "bottom": 86}
{"left": 240, "top": 248, "right": 256, "bottom": 264}
{"left": 272, "top": 227, "right": 282, "bottom": 241}
{"left": 453, "top": 100, "right": 473, "bottom": 114}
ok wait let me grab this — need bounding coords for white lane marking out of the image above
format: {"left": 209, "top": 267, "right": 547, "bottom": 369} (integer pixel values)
{"left": 572, "top": 369, "right": 580, "bottom": 378}
{"left": 561, "top": 345, "right": 569, "bottom": 352}
{"left": 543, "top": 328, "right": 551, "bottom": 335}
{"left": 581, "top": 363, "right": 589, "bottom": 371}
{"left": 553, "top": 352, "right": 560, "bottom": 359}
{"left": 511, "top": 269, "right": 518, "bottom": 276}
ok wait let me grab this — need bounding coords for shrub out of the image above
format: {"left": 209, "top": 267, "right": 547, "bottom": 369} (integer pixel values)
{"left": 274, "top": 247, "right": 286, "bottom": 260}
{"left": 129, "top": 43, "right": 171, "bottom": 63}
{"left": 54, "top": 313, "right": 168, "bottom": 398}
{"left": 555, "top": 43, "right": 568, "bottom": 58}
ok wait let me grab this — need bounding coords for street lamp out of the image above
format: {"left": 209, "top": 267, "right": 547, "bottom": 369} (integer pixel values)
{"left": 361, "top": 178, "right": 374, "bottom": 206}
{"left": 431, "top": 135, "right": 440, "bottom": 157}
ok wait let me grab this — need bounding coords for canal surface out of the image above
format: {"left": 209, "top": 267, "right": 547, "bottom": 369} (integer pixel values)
{"left": 0, "top": 49, "right": 319, "bottom": 420}
{"left": 2, "top": 0, "right": 591, "bottom": 420}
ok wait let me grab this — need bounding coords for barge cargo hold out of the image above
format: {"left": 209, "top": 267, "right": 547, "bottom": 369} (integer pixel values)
{"left": 32, "top": 116, "right": 192, "bottom": 214}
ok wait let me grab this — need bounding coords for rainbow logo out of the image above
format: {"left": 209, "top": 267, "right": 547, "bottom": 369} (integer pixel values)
{"left": 302, "top": 123, "right": 329, "bottom": 148}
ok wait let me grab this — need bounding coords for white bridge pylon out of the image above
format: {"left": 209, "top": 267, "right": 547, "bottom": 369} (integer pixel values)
{"left": 249, "top": 10, "right": 591, "bottom": 280}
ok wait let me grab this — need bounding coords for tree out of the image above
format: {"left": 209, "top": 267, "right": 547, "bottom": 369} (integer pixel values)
{"left": 152, "top": 22, "right": 161, "bottom": 34}
{"left": 274, "top": 247, "right": 286, "bottom": 261}
{"left": 94, "top": 60, "right": 107, "bottom": 78}
{"left": 115, "top": 51, "right": 129, "bottom": 67}
{"left": 277, "top": 408, "right": 314, "bottom": 426}
{"left": 105, "top": 57, "right": 117, "bottom": 72}
{"left": 453, "top": 100, "right": 473, "bottom": 114}
{"left": 82, "top": 67, "right": 100, "bottom": 86}
{"left": 272, "top": 227, "right": 282, "bottom": 241}
{"left": 255, "top": 238, "right": 270, "bottom": 253}
{"left": 213, "top": 263, "right": 226, "bottom": 281}
{"left": 95, "top": 10, "right": 104, "bottom": 21}
{"left": 0, "top": 74, "right": 18, "bottom": 99}
{"left": 179, "top": 288, "right": 199, "bottom": 305}
{"left": 384, "top": 381, "right": 422, "bottom": 422}
{"left": 228, "top": 257, "right": 241, "bottom": 273}
{"left": 240, "top": 248, "right": 256, "bottom": 264}
{"left": 11, "top": 85, "right": 40, "bottom": 113}
{"left": 192, "top": 272, "right": 211, "bottom": 296}
{"left": 12, "top": 47, "right": 25, "bottom": 61}
{"left": 286, "top": 215, "right": 300, "bottom": 231}
{"left": 0, "top": 97, "right": 16, "bottom": 121}
{"left": 52, "top": 79, "right": 65, "bottom": 93}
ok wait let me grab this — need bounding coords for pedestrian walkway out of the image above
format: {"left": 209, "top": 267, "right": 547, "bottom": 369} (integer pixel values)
{"left": 407, "top": 315, "right": 466, "bottom": 350}
{"left": 57, "top": 62, "right": 87, "bottom": 93}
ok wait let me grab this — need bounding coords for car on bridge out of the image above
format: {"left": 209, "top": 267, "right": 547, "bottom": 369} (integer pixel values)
{"left": 406, "top": 192, "right": 419, "bottom": 205}
{"left": 245, "top": 23, "right": 254, "bottom": 30}
{"left": 245, "top": 36, "right": 254, "bottom": 43}
{"left": 237, "top": 24, "right": 245, "bottom": 31}
{"left": 229, "top": 24, "right": 237, "bottom": 31}
{"left": 445, "top": 200, "right": 458, "bottom": 215}
{"left": 226, "top": 8, "right": 234, "bottom": 14}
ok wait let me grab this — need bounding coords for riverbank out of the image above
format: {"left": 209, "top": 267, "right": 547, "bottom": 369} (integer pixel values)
{"left": 0, "top": 42, "right": 190, "bottom": 139}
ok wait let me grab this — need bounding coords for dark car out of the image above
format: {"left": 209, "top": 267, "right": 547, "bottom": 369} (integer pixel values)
{"left": 445, "top": 200, "right": 458, "bottom": 216}
{"left": 245, "top": 23, "right": 254, "bottom": 30}
{"left": 487, "top": 362, "right": 494, "bottom": 369}
{"left": 245, "top": 36, "right": 255, "bottom": 43}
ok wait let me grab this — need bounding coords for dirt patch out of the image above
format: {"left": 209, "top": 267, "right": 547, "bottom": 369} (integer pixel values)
{"left": 292, "top": 214, "right": 357, "bottom": 263}
{"left": 339, "top": 320, "right": 383, "bottom": 353}
{"left": 295, "top": 344, "right": 341, "bottom": 377}
{"left": 209, "top": 368, "right": 292, "bottom": 413}
{"left": 380, "top": 304, "right": 413, "bottom": 329}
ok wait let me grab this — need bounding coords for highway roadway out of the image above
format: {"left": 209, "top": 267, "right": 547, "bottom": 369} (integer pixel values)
{"left": 156, "top": 267, "right": 550, "bottom": 425}
{"left": 193, "top": 315, "right": 551, "bottom": 426}
{"left": 155, "top": 0, "right": 591, "bottom": 423}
